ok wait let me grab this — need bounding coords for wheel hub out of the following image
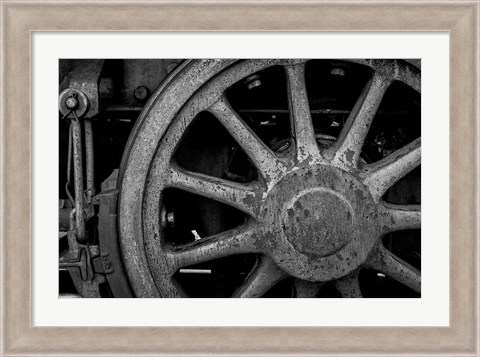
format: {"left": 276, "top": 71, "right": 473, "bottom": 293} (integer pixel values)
{"left": 260, "top": 164, "right": 380, "bottom": 282}
{"left": 282, "top": 187, "right": 354, "bottom": 257}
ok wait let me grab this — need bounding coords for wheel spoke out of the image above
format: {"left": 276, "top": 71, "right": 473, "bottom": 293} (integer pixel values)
{"left": 169, "top": 164, "right": 264, "bottom": 218}
{"left": 284, "top": 63, "right": 320, "bottom": 162}
{"left": 331, "top": 73, "right": 390, "bottom": 168}
{"left": 208, "top": 96, "right": 285, "bottom": 183}
{"left": 169, "top": 225, "right": 261, "bottom": 271}
{"left": 232, "top": 256, "right": 287, "bottom": 298}
{"left": 363, "top": 138, "right": 421, "bottom": 200}
{"left": 381, "top": 203, "right": 421, "bottom": 233}
{"left": 335, "top": 270, "right": 363, "bottom": 298}
{"left": 294, "top": 279, "right": 322, "bottom": 298}
{"left": 155, "top": 275, "right": 185, "bottom": 298}
{"left": 368, "top": 244, "right": 421, "bottom": 293}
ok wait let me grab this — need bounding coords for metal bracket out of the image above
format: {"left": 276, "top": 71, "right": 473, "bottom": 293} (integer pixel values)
{"left": 91, "top": 253, "right": 115, "bottom": 275}
{"left": 59, "top": 230, "right": 105, "bottom": 298}
{"left": 96, "top": 180, "right": 134, "bottom": 297}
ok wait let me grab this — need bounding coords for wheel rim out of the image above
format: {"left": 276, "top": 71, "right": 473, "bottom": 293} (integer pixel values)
{"left": 119, "top": 59, "right": 421, "bottom": 298}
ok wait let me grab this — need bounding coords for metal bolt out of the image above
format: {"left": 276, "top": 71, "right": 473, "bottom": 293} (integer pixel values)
{"left": 244, "top": 74, "right": 261, "bottom": 90}
{"left": 166, "top": 212, "right": 175, "bottom": 227}
{"left": 331, "top": 67, "right": 346, "bottom": 76}
{"left": 65, "top": 96, "right": 79, "bottom": 110}
{"left": 134, "top": 86, "right": 149, "bottom": 102}
{"left": 160, "top": 207, "right": 175, "bottom": 228}
{"left": 103, "top": 256, "right": 112, "bottom": 269}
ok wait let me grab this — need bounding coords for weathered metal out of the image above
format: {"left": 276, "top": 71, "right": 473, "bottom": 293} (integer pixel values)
{"left": 58, "top": 89, "right": 90, "bottom": 119}
{"left": 84, "top": 119, "right": 95, "bottom": 203}
{"left": 365, "top": 242, "right": 420, "bottom": 292}
{"left": 60, "top": 89, "right": 95, "bottom": 240}
{"left": 335, "top": 270, "right": 362, "bottom": 297}
{"left": 59, "top": 207, "right": 72, "bottom": 231}
{"left": 65, "top": 96, "right": 79, "bottom": 110}
{"left": 60, "top": 59, "right": 105, "bottom": 118}
{"left": 70, "top": 119, "right": 86, "bottom": 242}
{"left": 133, "top": 86, "right": 150, "bottom": 102}
{"left": 96, "top": 173, "right": 134, "bottom": 297}
{"left": 118, "top": 59, "right": 421, "bottom": 297}
{"left": 285, "top": 62, "right": 321, "bottom": 164}
{"left": 244, "top": 74, "right": 262, "bottom": 90}
{"left": 59, "top": 211, "right": 104, "bottom": 298}
{"left": 327, "top": 72, "right": 391, "bottom": 168}
{"left": 232, "top": 256, "right": 286, "bottom": 298}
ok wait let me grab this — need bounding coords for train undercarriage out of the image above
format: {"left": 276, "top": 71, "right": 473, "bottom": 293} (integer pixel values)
{"left": 59, "top": 59, "right": 421, "bottom": 298}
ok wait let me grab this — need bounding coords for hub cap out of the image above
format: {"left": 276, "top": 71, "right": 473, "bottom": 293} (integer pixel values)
{"left": 259, "top": 165, "right": 379, "bottom": 282}
{"left": 285, "top": 187, "right": 353, "bottom": 256}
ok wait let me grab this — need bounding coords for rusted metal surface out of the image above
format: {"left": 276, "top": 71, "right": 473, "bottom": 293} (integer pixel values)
{"left": 335, "top": 270, "right": 362, "bottom": 297}
{"left": 84, "top": 119, "right": 95, "bottom": 203}
{"left": 379, "top": 203, "right": 421, "bottom": 234}
{"left": 208, "top": 97, "right": 286, "bottom": 185}
{"left": 232, "top": 256, "right": 287, "bottom": 298}
{"left": 59, "top": 88, "right": 94, "bottom": 242}
{"left": 133, "top": 86, "right": 150, "bottom": 102}
{"left": 363, "top": 137, "right": 421, "bottom": 201}
{"left": 60, "top": 59, "right": 104, "bottom": 118}
{"left": 120, "top": 59, "right": 181, "bottom": 106}
{"left": 118, "top": 59, "right": 421, "bottom": 297}
{"left": 58, "top": 88, "right": 90, "bottom": 119}
{"left": 294, "top": 279, "right": 323, "bottom": 298}
{"left": 346, "top": 59, "right": 421, "bottom": 93}
{"left": 59, "top": 211, "right": 104, "bottom": 298}
{"left": 59, "top": 207, "right": 72, "bottom": 231}
{"left": 366, "top": 243, "right": 421, "bottom": 293}
{"left": 256, "top": 164, "right": 379, "bottom": 282}
{"left": 285, "top": 62, "right": 321, "bottom": 163}
{"left": 100, "top": 168, "right": 119, "bottom": 191}
{"left": 96, "top": 187, "right": 134, "bottom": 298}
{"left": 328, "top": 72, "right": 391, "bottom": 168}
{"left": 70, "top": 119, "right": 86, "bottom": 242}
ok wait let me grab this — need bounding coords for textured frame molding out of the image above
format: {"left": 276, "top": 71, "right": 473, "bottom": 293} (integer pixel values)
{"left": 1, "top": 1, "right": 478, "bottom": 356}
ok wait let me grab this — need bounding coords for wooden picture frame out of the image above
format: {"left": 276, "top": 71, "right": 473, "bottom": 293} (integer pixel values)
{"left": 1, "top": 1, "right": 478, "bottom": 356}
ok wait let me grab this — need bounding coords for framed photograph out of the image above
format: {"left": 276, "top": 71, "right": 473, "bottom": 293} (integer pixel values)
{"left": 1, "top": 1, "right": 478, "bottom": 356}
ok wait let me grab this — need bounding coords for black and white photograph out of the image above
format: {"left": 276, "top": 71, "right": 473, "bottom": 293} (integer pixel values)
{"left": 4, "top": 0, "right": 478, "bottom": 354}
{"left": 58, "top": 59, "right": 421, "bottom": 298}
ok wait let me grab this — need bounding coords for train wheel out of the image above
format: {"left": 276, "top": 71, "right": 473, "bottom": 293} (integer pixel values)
{"left": 118, "top": 59, "right": 421, "bottom": 297}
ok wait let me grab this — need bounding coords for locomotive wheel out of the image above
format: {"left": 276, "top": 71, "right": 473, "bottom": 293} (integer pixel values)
{"left": 118, "top": 59, "right": 421, "bottom": 298}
